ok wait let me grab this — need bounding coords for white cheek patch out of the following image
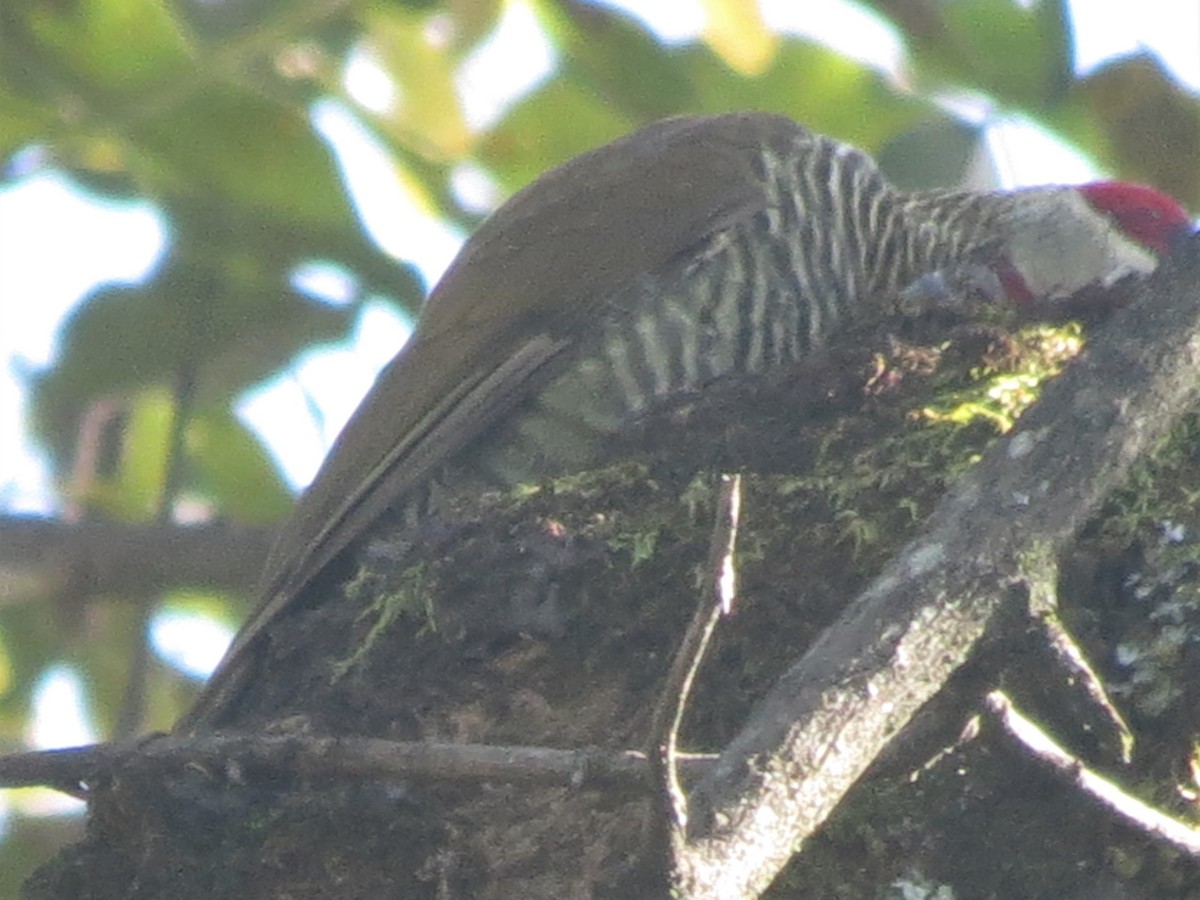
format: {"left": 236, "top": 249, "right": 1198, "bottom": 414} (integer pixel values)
{"left": 1005, "top": 189, "right": 1159, "bottom": 299}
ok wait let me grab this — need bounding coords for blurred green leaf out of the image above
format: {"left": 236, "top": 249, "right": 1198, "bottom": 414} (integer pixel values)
{"left": 167, "top": 0, "right": 296, "bottom": 44}
{"left": 877, "top": 117, "right": 984, "bottom": 190}
{"left": 73, "top": 599, "right": 156, "bottom": 734}
{"left": 30, "top": 266, "right": 355, "bottom": 468}
{"left": 130, "top": 90, "right": 353, "bottom": 229}
{"left": 545, "top": 2, "right": 697, "bottom": 121}
{"left": 0, "top": 605, "right": 84, "bottom": 734}
{"left": 683, "top": 37, "right": 931, "bottom": 151}
{"left": 0, "top": 813, "right": 82, "bottom": 900}
{"left": 700, "top": 0, "right": 778, "bottom": 77}
{"left": 1080, "top": 54, "right": 1200, "bottom": 208}
{"left": 438, "top": 0, "right": 502, "bottom": 51}
{"left": 22, "top": 0, "right": 192, "bottom": 95}
{"left": 97, "top": 387, "right": 174, "bottom": 520}
{"left": 477, "top": 78, "right": 636, "bottom": 191}
{"left": 866, "top": 0, "right": 1073, "bottom": 112}
{"left": 360, "top": 5, "right": 471, "bottom": 159}
{"left": 0, "top": 626, "right": 14, "bottom": 702}
{"left": 186, "top": 406, "right": 293, "bottom": 523}
{"left": 0, "top": 88, "right": 56, "bottom": 167}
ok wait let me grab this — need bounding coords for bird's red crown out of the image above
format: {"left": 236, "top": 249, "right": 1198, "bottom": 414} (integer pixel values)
{"left": 1079, "top": 181, "right": 1192, "bottom": 255}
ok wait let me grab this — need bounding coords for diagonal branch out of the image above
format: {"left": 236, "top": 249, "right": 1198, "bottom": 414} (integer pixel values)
{"left": 674, "top": 238, "right": 1200, "bottom": 898}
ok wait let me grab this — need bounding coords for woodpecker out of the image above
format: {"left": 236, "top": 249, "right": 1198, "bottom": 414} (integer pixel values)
{"left": 182, "top": 112, "right": 1191, "bottom": 728}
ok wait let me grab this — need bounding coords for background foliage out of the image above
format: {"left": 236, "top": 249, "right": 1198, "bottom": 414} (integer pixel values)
{"left": 0, "top": 0, "right": 1197, "bottom": 894}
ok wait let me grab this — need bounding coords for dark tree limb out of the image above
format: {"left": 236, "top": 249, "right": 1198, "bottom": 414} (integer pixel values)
{"left": 672, "top": 240, "right": 1200, "bottom": 898}
{"left": 0, "top": 733, "right": 716, "bottom": 797}
{"left": 0, "top": 515, "right": 273, "bottom": 604}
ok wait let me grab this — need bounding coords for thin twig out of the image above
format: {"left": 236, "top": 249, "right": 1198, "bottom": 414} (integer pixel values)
{"left": 1019, "top": 552, "right": 1134, "bottom": 763}
{"left": 1037, "top": 610, "right": 1134, "bottom": 763}
{"left": 986, "top": 691, "right": 1200, "bottom": 856}
{"left": 647, "top": 473, "right": 742, "bottom": 831}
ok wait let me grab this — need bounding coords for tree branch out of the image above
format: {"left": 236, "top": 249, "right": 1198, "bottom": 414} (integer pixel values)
{"left": 674, "top": 240, "right": 1200, "bottom": 898}
{"left": 984, "top": 691, "right": 1200, "bottom": 856}
{"left": 0, "top": 734, "right": 717, "bottom": 797}
{"left": 0, "top": 515, "right": 272, "bottom": 605}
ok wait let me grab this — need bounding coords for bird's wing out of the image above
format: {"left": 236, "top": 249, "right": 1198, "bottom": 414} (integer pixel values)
{"left": 182, "top": 112, "right": 806, "bottom": 727}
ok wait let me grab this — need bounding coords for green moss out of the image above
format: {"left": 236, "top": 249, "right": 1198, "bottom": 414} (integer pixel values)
{"left": 1098, "top": 412, "right": 1200, "bottom": 541}
{"left": 332, "top": 560, "right": 434, "bottom": 679}
{"left": 919, "top": 322, "right": 1084, "bottom": 433}
{"left": 546, "top": 461, "right": 654, "bottom": 500}
{"left": 606, "top": 526, "right": 661, "bottom": 566}
{"left": 749, "top": 323, "right": 1087, "bottom": 567}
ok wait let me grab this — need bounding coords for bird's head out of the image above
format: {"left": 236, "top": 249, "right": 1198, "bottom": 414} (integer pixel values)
{"left": 995, "top": 180, "right": 1192, "bottom": 305}
{"left": 1078, "top": 181, "right": 1193, "bottom": 257}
